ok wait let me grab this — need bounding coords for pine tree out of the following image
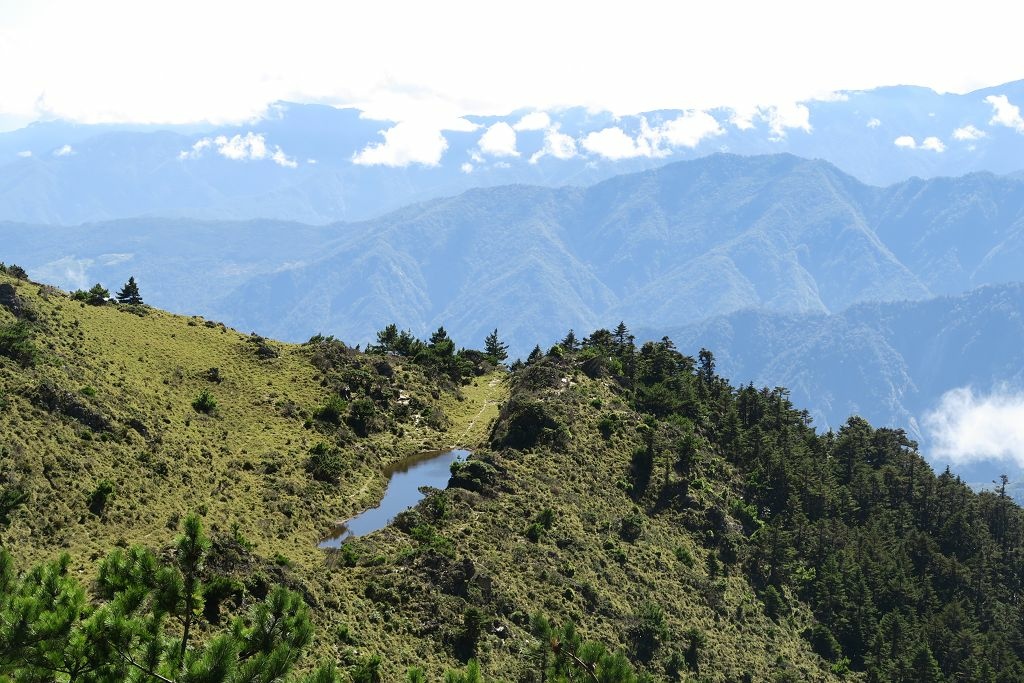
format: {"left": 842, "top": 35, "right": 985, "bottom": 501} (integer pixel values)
{"left": 484, "top": 328, "right": 509, "bottom": 363}
{"left": 527, "top": 345, "right": 543, "bottom": 364}
{"left": 116, "top": 276, "right": 143, "bottom": 305}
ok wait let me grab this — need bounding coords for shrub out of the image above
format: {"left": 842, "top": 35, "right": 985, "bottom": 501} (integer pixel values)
{"left": 307, "top": 442, "right": 345, "bottom": 484}
{"left": 313, "top": 395, "right": 347, "bottom": 425}
{"left": 762, "top": 585, "right": 786, "bottom": 620}
{"left": 675, "top": 546, "right": 695, "bottom": 567}
{"left": 630, "top": 600, "right": 669, "bottom": 662}
{"left": 85, "top": 283, "right": 110, "bottom": 305}
{"left": 0, "top": 321, "right": 36, "bottom": 367}
{"left": 620, "top": 511, "right": 645, "bottom": 541}
{"left": 1, "top": 263, "right": 28, "bottom": 280}
{"left": 597, "top": 413, "right": 618, "bottom": 439}
{"left": 492, "top": 395, "right": 569, "bottom": 450}
{"left": 191, "top": 389, "right": 217, "bottom": 414}
{"left": 88, "top": 479, "right": 115, "bottom": 516}
{"left": 347, "top": 398, "right": 378, "bottom": 436}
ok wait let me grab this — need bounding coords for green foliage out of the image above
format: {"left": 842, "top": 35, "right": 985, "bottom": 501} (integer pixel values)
{"left": 597, "top": 413, "right": 618, "bottom": 439}
{"left": 619, "top": 511, "right": 645, "bottom": 542}
{"left": 483, "top": 328, "right": 508, "bottom": 363}
{"left": 492, "top": 394, "right": 569, "bottom": 450}
{"left": 347, "top": 397, "right": 378, "bottom": 437}
{"left": 674, "top": 546, "right": 695, "bottom": 567}
{"left": 529, "top": 614, "right": 641, "bottom": 682}
{"left": 115, "top": 276, "right": 144, "bottom": 305}
{"left": 313, "top": 394, "right": 347, "bottom": 425}
{"left": 0, "top": 484, "right": 27, "bottom": 526}
{"left": 0, "top": 516, "right": 328, "bottom": 682}
{"left": 88, "top": 479, "right": 116, "bottom": 516}
{"left": 192, "top": 389, "right": 218, "bottom": 414}
{"left": 83, "top": 283, "right": 110, "bottom": 305}
{"left": 444, "top": 659, "right": 484, "bottom": 683}
{"left": 306, "top": 442, "right": 345, "bottom": 484}
{"left": 629, "top": 600, "right": 668, "bottom": 662}
{"left": 0, "top": 263, "right": 27, "bottom": 280}
{"left": 0, "top": 320, "right": 36, "bottom": 366}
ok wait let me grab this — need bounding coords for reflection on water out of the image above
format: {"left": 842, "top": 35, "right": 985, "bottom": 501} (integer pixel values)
{"left": 319, "top": 448, "right": 470, "bottom": 548}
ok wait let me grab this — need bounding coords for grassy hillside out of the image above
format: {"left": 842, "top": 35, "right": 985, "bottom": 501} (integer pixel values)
{"left": 3, "top": 270, "right": 1022, "bottom": 682}
{"left": 0, "top": 270, "right": 501, "bottom": 574}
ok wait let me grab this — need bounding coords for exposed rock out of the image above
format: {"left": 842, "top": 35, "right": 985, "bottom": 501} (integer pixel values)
{"left": 30, "top": 381, "right": 111, "bottom": 432}
{"left": 0, "top": 283, "right": 24, "bottom": 317}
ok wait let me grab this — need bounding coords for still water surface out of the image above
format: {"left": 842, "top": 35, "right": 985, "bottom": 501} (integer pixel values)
{"left": 319, "top": 448, "right": 469, "bottom": 548}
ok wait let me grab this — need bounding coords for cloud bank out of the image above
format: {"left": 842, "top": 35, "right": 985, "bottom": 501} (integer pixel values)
{"left": 581, "top": 111, "right": 725, "bottom": 161}
{"left": 953, "top": 124, "right": 986, "bottom": 141}
{"left": 985, "top": 94, "right": 1024, "bottom": 132}
{"left": 477, "top": 122, "right": 519, "bottom": 157}
{"left": 353, "top": 118, "right": 478, "bottom": 167}
{"left": 180, "top": 132, "right": 297, "bottom": 167}
{"left": 924, "top": 386, "right": 1024, "bottom": 466}
{"left": 893, "top": 135, "right": 945, "bottom": 152}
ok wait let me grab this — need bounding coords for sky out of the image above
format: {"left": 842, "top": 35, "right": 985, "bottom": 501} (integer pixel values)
{"left": 1, "top": 0, "right": 1022, "bottom": 131}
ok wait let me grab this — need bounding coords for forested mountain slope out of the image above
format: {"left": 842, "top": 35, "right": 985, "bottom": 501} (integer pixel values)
{"left": 2, "top": 270, "right": 1022, "bottom": 681}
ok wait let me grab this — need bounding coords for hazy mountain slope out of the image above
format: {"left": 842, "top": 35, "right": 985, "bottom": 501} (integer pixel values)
{"left": 872, "top": 172, "right": 1024, "bottom": 294}
{"left": 653, "top": 284, "right": 1024, "bottom": 473}
{"left": 7, "top": 154, "right": 1024, "bottom": 356}
{"left": 5, "top": 80, "right": 1024, "bottom": 224}
{"left": 221, "top": 155, "right": 1019, "bottom": 352}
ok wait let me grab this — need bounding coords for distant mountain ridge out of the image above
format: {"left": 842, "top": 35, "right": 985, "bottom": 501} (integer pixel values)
{"left": 4, "top": 80, "right": 1024, "bottom": 224}
{"left": 4, "top": 153, "right": 1024, "bottom": 358}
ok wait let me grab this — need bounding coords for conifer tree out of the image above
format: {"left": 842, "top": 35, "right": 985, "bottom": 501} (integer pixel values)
{"left": 483, "top": 328, "right": 509, "bottom": 363}
{"left": 116, "top": 276, "right": 144, "bottom": 304}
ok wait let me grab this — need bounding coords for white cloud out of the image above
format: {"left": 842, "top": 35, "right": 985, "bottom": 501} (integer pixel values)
{"left": 216, "top": 132, "right": 266, "bottom": 160}
{"left": 53, "top": 144, "right": 74, "bottom": 156}
{"left": 306, "top": 158, "right": 318, "bottom": 164}
{"left": 581, "top": 126, "right": 652, "bottom": 160}
{"left": 867, "top": 117, "right": 882, "bottom": 128}
{"left": 460, "top": 162, "right": 473, "bottom": 173}
{"left": 16, "top": 150, "right": 31, "bottom": 157}
{"left": 580, "top": 112, "right": 724, "bottom": 161}
{"left": 477, "top": 121, "right": 519, "bottom": 157}
{"left": 34, "top": 256, "right": 92, "bottom": 290}
{"left": 924, "top": 386, "right": 1024, "bottom": 466}
{"left": 657, "top": 110, "right": 724, "bottom": 148}
{"left": 352, "top": 121, "right": 449, "bottom": 167}
{"left": 513, "top": 111, "right": 551, "bottom": 131}
{"left": 271, "top": 147, "right": 297, "bottom": 168}
{"left": 179, "top": 131, "right": 296, "bottom": 167}
{"left": 726, "top": 103, "right": 810, "bottom": 137}
{"left": 529, "top": 126, "right": 577, "bottom": 163}
{"left": 953, "top": 124, "right": 986, "bottom": 141}
{"left": 893, "top": 135, "right": 944, "bottom": 152}
{"left": 984, "top": 94, "right": 1024, "bottom": 132}
{"left": 728, "top": 106, "right": 758, "bottom": 130}
{"left": 814, "top": 91, "right": 849, "bottom": 102}
{"left": 762, "top": 103, "right": 811, "bottom": 138}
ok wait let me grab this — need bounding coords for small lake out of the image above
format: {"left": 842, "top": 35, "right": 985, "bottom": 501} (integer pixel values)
{"left": 319, "top": 448, "right": 470, "bottom": 548}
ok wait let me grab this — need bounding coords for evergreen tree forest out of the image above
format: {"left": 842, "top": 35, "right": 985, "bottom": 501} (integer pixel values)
{"left": 495, "top": 327, "right": 1024, "bottom": 681}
